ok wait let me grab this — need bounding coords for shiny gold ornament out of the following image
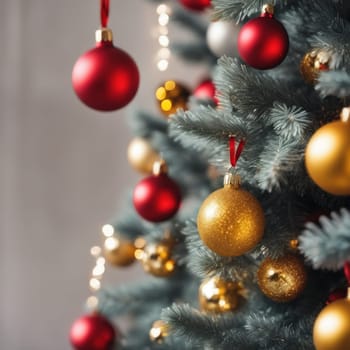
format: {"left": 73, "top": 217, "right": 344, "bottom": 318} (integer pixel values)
{"left": 257, "top": 254, "right": 307, "bottom": 302}
{"left": 103, "top": 236, "right": 136, "bottom": 267}
{"left": 141, "top": 242, "right": 176, "bottom": 277}
{"left": 197, "top": 173, "right": 265, "bottom": 256}
{"left": 313, "top": 290, "right": 350, "bottom": 350}
{"left": 199, "top": 276, "right": 244, "bottom": 313}
{"left": 127, "top": 137, "right": 160, "bottom": 174}
{"left": 305, "top": 108, "right": 350, "bottom": 195}
{"left": 149, "top": 320, "right": 169, "bottom": 343}
{"left": 300, "top": 49, "right": 331, "bottom": 84}
{"left": 155, "top": 80, "right": 190, "bottom": 117}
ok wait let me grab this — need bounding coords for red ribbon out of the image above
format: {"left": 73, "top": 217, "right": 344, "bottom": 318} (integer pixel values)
{"left": 101, "top": 0, "right": 110, "bottom": 27}
{"left": 229, "top": 136, "right": 245, "bottom": 167}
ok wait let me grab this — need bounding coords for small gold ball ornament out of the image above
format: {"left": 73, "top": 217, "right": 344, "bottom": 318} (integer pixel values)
{"left": 197, "top": 173, "right": 265, "bottom": 257}
{"left": 313, "top": 290, "right": 350, "bottom": 350}
{"left": 103, "top": 236, "right": 136, "bottom": 267}
{"left": 141, "top": 241, "right": 176, "bottom": 277}
{"left": 305, "top": 108, "right": 350, "bottom": 195}
{"left": 199, "top": 276, "right": 243, "bottom": 313}
{"left": 127, "top": 137, "right": 160, "bottom": 174}
{"left": 155, "top": 80, "right": 190, "bottom": 117}
{"left": 149, "top": 320, "right": 169, "bottom": 343}
{"left": 257, "top": 254, "right": 307, "bottom": 302}
{"left": 300, "top": 49, "right": 331, "bottom": 84}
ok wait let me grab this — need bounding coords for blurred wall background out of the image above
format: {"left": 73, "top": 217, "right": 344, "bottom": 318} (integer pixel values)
{"left": 0, "top": 1, "right": 208, "bottom": 349}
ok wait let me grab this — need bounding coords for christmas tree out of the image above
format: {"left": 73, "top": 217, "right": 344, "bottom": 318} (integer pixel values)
{"left": 70, "top": 1, "right": 350, "bottom": 349}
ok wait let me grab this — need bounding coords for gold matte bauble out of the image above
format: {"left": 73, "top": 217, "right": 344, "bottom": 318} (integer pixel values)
{"left": 305, "top": 119, "right": 350, "bottom": 195}
{"left": 300, "top": 49, "right": 331, "bottom": 84}
{"left": 257, "top": 254, "right": 307, "bottom": 302}
{"left": 103, "top": 236, "right": 136, "bottom": 267}
{"left": 127, "top": 137, "right": 160, "bottom": 174}
{"left": 155, "top": 80, "right": 190, "bottom": 117}
{"left": 141, "top": 242, "right": 176, "bottom": 277}
{"left": 197, "top": 174, "right": 265, "bottom": 256}
{"left": 149, "top": 320, "right": 169, "bottom": 343}
{"left": 313, "top": 292, "right": 350, "bottom": 350}
{"left": 199, "top": 276, "right": 242, "bottom": 313}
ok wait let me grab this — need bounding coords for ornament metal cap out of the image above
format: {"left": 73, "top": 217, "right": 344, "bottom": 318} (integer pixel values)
{"left": 262, "top": 4, "right": 274, "bottom": 15}
{"left": 224, "top": 173, "right": 241, "bottom": 189}
{"left": 95, "top": 28, "right": 113, "bottom": 43}
{"left": 341, "top": 107, "right": 350, "bottom": 122}
{"left": 153, "top": 160, "right": 168, "bottom": 175}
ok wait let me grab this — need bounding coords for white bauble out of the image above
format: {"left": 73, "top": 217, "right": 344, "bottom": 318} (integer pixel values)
{"left": 206, "top": 21, "right": 239, "bottom": 58}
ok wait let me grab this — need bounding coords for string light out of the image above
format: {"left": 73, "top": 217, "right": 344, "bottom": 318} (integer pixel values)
{"left": 85, "top": 225, "right": 113, "bottom": 310}
{"left": 156, "top": 4, "right": 171, "bottom": 71}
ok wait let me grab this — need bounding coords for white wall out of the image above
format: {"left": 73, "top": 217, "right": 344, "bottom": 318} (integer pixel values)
{"left": 0, "top": 1, "right": 208, "bottom": 349}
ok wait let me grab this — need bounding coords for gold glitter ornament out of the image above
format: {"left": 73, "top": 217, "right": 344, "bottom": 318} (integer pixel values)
{"left": 149, "top": 320, "right": 169, "bottom": 343}
{"left": 197, "top": 173, "right": 265, "bottom": 257}
{"left": 300, "top": 49, "right": 331, "bottom": 84}
{"left": 257, "top": 254, "right": 307, "bottom": 302}
{"left": 305, "top": 108, "right": 350, "bottom": 195}
{"left": 198, "top": 276, "right": 243, "bottom": 313}
{"left": 313, "top": 290, "right": 350, "bottom": 350}
{"left": 127, "top": 137, "right": 160, "bottom": 174}
{"left": 141, "top": 241, "right": 176, "bottom": 277}
{"left": 155, "top": 80, "right": 190, "bottom": 117}
{"left": 103, "top": 236, "right": 136, "bottom": 267}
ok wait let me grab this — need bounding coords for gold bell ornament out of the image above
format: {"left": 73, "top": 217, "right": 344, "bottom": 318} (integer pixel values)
{"left": 155, "top": 80, "right": 190, "bottom": 117}
{"left": 257, "top": 254, "right": 307, "bottom": 302}
{"left": 305, "top": 107, "right": 350, "bottom": 195}
{"left": 139, "top": 238, "right": 176, "bottom": 277}
{"left": 313, "top": 288, "right": 350, "bottom": 350}
{"left": 127, "top": 137, "right": 160, "bottom": 174}
{"left": 300, "top": 48, "right": 331, "bottom": 84}
{"left": 198, "top": 276, "right": 245, "bottom": 313}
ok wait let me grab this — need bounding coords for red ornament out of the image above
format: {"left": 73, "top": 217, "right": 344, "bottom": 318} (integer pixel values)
{"left": 327, "top": 288, "right": 348, "bottom": 305}
{"left": 72, "top": 29, "right": 139, "bottom": 111}
{"left": 179, "top": 0, "right": 211, "bottom": 12}
{"left": 344, "top": 262, "right": 350, "bottom": 285}
{"left": 133, "top": 162, "right": 181, "bottom": 222}
{"left": 193, "top": 80, "right": 218, "bottom": 105}
{"left": 237, "top": 5, "right": 289, "bottom": 70}
{"left": 70, "top": 314, "right": 116, "bottom": 350}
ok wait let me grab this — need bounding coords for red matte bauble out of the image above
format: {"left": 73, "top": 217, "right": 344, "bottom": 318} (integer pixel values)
{"left": 179, "top": 0, "right": 211, "bottom": 11}
{"left": 70, "top": 314, "right": 116, "bottom": 350}
{"left": 133, "top": 174, "right": 182, "bottom": 222}
{"left": 193, "top": 80, "right": 218, "bottom": 105}
{"left": 72, "top": 42, "right": 139, "bottom": 111}
{"left": 237, "top": 15, "right": 289, "bottom": 70}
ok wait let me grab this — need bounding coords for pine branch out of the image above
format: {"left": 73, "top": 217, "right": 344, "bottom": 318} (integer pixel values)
{"left": 171, "top": 43, "right": 216, "bottom": 64}
{"left": 183, "top": 219, "right": 256, "bottom": 281}
{"left": 99, "top": 279, "right": 183, "bottom": 317}
{"left": 211, "top": 0, "right": 290, "bottom": 22}
{"left": 316, "top": 70, "right": 350, "bottom": 98}
{"left": 299, "top": 208, "right": 350, "bottom": 270}
{"left": 171, "top": 8, "right": 208, "bottom": 38}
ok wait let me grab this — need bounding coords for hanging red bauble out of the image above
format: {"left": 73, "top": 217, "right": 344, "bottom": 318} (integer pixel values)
{"left": 70, "top": 314, "right": 116, "bottom": 350}
{"left": 237, "top": 4, "right": 289, "bottom": 70}
{"left": 72, "top": 28, "right": 139, "bottom": 111}
{"left": 179, "top": 0, "right": 211, "bottom": 12}
{"left": 327, "top": 288, "right": 348, "bottom": 305}
{"left": 133, "top": 161, "right": 181, "bottom": 222}
{"left": 193, "top": 79, "right": 218, "bottom": 105}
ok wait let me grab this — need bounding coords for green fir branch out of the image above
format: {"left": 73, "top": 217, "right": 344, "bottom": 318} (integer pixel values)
{"left": 299, "top": 208, "right": 350, "bottom": 270}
